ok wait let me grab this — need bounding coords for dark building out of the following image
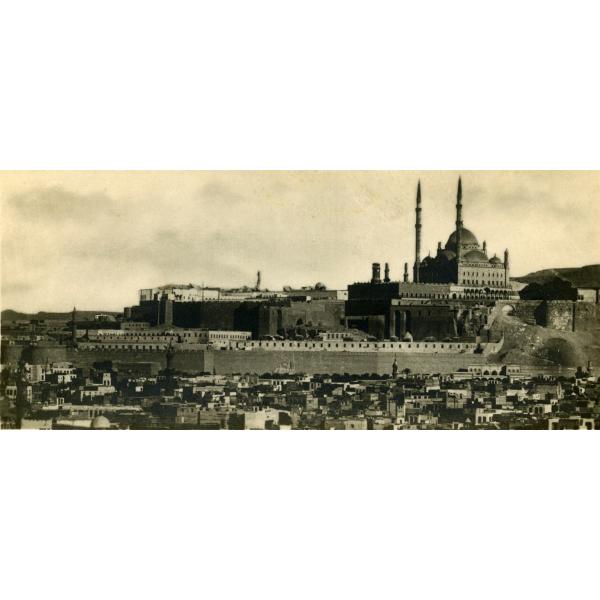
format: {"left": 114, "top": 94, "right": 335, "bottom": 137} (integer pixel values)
{"left": 128, "top": 298, "right": 345, "bottom": 339}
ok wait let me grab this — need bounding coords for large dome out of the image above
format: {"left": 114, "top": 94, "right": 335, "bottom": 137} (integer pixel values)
{"left": 445, "top": 227, "right": 479, "bottom": 252}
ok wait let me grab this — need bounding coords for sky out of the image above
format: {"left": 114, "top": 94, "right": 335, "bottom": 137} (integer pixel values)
{"left": 1, "top": 171, "right": 599, "bottom": 313}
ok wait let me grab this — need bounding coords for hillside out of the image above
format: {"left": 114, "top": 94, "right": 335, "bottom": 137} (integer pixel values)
{"left": 489, "top": 311, "right": 600, "bottom": 369}
{"left": 514, "top": 264, "right": 600, "bottom": 288}
{"left": 1, "top": 309, "right": 122, "bottom": 322}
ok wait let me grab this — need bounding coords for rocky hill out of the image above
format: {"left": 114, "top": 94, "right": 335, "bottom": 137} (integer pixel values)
{"left": 514, "top": 264, "right": 600, "bottom": 288}
{"left": 489, "top": 311, "right": 600, "bottom": 369}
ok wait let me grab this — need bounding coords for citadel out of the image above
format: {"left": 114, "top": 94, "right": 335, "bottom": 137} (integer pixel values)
{"left": 2, "top": 178, "right": 599, "bottom": 380}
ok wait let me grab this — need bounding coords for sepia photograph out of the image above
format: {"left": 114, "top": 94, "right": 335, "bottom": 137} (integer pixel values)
{"left": 2, "top": 2, "right": 599, "bottom": 599}
{"left": 2, "top": 171, "right": 599, "bottom": 430}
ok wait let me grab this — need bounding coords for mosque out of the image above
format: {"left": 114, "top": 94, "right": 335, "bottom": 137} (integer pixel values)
{"left": 415, "top": 177, "right": 510, "bottom": 289}
{"left": 345, "top": 178, "right": 518, "bottom": 340}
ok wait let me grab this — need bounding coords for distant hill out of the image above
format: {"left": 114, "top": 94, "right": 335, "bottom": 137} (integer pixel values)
{"left": 1, "top": 309, "right": 122, "bottom": 322}
{"left": 513, "top": 264, "right": 600, "bottom": 289}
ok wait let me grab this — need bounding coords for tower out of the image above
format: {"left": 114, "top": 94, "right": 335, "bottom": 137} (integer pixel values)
{"left": 165, "top": 339, "right": 176, "bottom": 388}
{"left": 384, "top": 262, "right": 390, "bottom": 283}
{"left": 392, "top": 357, "right": 398, "bottom": 379}
{"left": 403, "top": 262, "right": 409, "bottom": 283}
{"left": 455, "top": 177, "right": 463, "bottom": 263}
{"left": 504, "top": 249, "right": 510, "bottom": 286}
{"left": 256, "top": 270, "right": 261, "bottom": 291}
{"left": 70, "top": 307, "right": 78, "bottom": 348}
{"left": 413, "top": 180, "right": 422, "bottom": 283}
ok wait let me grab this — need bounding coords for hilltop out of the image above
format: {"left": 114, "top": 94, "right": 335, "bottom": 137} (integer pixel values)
{"left": 1, "top": 309, "right": 121, "bottom": 322}
{"left": 513, "top": 264, "right": 600, "bottom": 288}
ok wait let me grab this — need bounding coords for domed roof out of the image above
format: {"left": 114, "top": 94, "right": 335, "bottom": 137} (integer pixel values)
{"left": 463, "top": 249, "right": 489, "bottom": 263}
{"left": 402, "top": 331, "right": 413, "bottom": 342}
{"left": 439, "top": 249, "right": 456, "bottom": 260}
{"left": 91, "top": 415, "right": 110, "bottom": 429}
{"left": 489, "top": 255, "right": 502, "bottom": 264}
{"left": 445, "top": 227, "right": 479, "bottom": 252}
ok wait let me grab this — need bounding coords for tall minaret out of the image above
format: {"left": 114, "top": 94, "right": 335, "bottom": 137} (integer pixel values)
{"left": 455, "top": 177, "right": 463, "bottom": 261}
{"left": 413, "top": 180, "right": 422, "bottom": 283}
{"left": 504, "top": 248, "right": 510, "bottom": 287}
{"left": 403, "top": 262, "right": 409, "bottom": 283}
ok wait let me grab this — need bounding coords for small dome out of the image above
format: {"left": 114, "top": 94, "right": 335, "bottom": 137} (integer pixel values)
{"left": 91, "top": 415, "right": 110, "bottom": 429}
{"left": 463, "top": 249, "right": 489, "bottom": 263}
{"left": 402, "top": 331, "right": 414, "bottom": 342}
{"left": 445, "top": 227, "right": 479, "bottom": 252}
{"left": 439, "top": 249, "right": 456, "bottom": 260}
{"left": 489, "top": 255, "right": 502, "bottom": 264}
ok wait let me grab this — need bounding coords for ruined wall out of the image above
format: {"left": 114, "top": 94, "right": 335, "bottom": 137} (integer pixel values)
{"left": 545, "top": 301, "right": 575, "bottom": 332}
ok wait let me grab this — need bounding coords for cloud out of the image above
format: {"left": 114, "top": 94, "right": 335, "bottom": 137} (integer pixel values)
{"left": 1, "top": 171, "right": 599, "bottom": 312}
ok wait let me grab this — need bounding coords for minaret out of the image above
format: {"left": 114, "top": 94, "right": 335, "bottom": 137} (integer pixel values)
{"left": 403, "top": 262, "right": 409, "bottom": 283}
{"left": 413, "top": 181, "right": 422, "bottom": 283}
{"left": 455, "top": 177, "right": 463, "bottom": 261}
{"left": 70, "top": 307, "right": 78, "bottom": 348}
{"left": 165, "top": 339, "right": 176, "bottom": 388}
{"left": 384, "top": 263, "right": 390, "bottom": 283}
{"left": 504, "top": 249, "right": 510, "bottom": 287}
{"left": 256, "top": 270, "right": 261, "bottom": 291}
{"left": 483, "top": 240, "right": 487, "bottom": 255}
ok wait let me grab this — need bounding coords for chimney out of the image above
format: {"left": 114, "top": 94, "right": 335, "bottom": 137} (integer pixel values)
{"left": 384, "top": 263, "right": 390, "bottom": 283}
{"left": 371, "top": 263, "right": 381, "bottom": 284}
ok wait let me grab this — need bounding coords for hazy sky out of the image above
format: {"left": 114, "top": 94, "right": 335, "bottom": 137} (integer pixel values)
{"left": 1, "top": 171, "right": 599, "bottom": 312}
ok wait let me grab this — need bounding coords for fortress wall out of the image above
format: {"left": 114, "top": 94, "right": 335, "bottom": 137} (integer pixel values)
{"left": 234, "top": 340, "right": 480, "bottom": 353}
{"left": 513, "top": 300, "right": 544, "bottom": 325}
{"left": 65, "top": 349, "right": 212, "bottom": 373}
{"left": 213, "top": 350, "right": 488, "bottom": 375}
{"left": 3, "top": 344, "right": 491, "bottom": 376}
{"left": 545, "top": 301, "right": 574, "bottom": 332}
{"left": 1, "top": 344, "right": 68, "bottom": 366}
{"left": 574, "top": 302, "right": 600, "bottom": 334}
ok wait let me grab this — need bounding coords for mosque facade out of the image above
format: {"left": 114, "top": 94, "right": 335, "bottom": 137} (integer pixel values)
{"left": 415, "top": 177, "right": 510, "bottom": 290}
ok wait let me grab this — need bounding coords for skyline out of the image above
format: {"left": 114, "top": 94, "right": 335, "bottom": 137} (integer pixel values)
{"left": 2, "top": 170, "right": 599, "bottom": 313}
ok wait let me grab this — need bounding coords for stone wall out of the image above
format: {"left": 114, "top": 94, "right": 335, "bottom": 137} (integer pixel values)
{"left": 212, "top": 349, "right": 488, "bottom": 375}
{"left": 513, "top": 300, "right": 544, "bottom": 325}
{"left": 545, "top": 301, "right": 575, "bottom": 332}
{"left": 574, "top": 302, "right": 600, "bottom": 334}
